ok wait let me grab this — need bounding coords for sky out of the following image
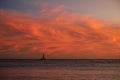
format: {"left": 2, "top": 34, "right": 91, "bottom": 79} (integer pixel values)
{"left": 0, "top": 0, "right": 120, "bottom": 59}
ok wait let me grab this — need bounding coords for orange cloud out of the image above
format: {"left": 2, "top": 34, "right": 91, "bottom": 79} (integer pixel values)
{"left": 0, "top": 9, "right": 120, "bottom": 59}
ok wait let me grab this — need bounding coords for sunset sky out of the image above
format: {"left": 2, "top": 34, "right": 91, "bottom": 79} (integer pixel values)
{"left": 0, "top": 0, "right": 120, "bottom": 59}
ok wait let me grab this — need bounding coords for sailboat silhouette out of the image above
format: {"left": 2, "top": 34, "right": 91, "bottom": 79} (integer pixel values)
{"left": 41, "top": 53, "right": 46, "bottom": 60}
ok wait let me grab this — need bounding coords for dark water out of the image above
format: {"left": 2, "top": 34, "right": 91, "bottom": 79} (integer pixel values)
{"left": 0, "top": 59, "right": 120, "bottom": 80}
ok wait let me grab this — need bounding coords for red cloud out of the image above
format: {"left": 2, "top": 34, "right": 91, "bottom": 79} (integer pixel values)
{"left": 0, "top": 9, "right": 120, "bottom": 59}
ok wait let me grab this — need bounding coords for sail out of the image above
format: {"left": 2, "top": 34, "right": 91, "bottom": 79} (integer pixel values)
{"left": 41, "top": 53, "right": 46, "bottom": 60}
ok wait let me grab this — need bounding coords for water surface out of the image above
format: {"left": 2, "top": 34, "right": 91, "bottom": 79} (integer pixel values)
{"left": 0, "top": 59, "right": 120, "bottom": 80}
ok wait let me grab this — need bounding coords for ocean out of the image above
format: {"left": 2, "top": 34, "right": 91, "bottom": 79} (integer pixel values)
{"left": 0, "top": 59, "right": 120, "bottom": 80}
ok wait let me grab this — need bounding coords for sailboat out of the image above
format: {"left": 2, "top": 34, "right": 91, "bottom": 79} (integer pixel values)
{"left": 41, "top": 53, "right": 46, "bottom": 60}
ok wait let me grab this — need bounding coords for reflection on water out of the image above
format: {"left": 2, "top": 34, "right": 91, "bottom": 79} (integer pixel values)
{"left": 0, "top": 59, "right": 120, "bottom": 80}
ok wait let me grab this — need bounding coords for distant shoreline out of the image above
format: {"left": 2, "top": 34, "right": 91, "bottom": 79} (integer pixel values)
{"left": 0, "top": 59, "right": 120, "bottom": 60}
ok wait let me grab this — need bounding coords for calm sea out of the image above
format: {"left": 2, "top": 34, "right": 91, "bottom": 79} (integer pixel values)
{"left": 0, "top": 59, "right": 120, "bottom": 80}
